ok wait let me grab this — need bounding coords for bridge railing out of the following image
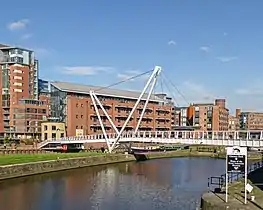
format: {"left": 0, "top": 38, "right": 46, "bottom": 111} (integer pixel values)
{"left": 38, "top": 130, "right": 263, "bottom": 149}
{"left": 208, "top": 160, "right": 263, "bottom": 191}
{"left": 40, "top": 130, "right": 263, "bottom": 142}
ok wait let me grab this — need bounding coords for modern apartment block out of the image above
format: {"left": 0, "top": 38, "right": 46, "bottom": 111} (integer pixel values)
{"left": 174, "top": 107, "right": 189, "bottom": 126}
{"left": 237, "top": 108, "right": 263, "bottom": 130}
{"left": 187, "top": 99, "right": 229, "bottom": 131}
{"left": 50, "top": 81, "right": 175, "bottom": 137}
{"left": 0, "top": 44, "right": 48, "bottom": 138}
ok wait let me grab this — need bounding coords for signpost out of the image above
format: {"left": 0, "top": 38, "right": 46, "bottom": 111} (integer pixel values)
{"left": 226, "top": 146, "right": 247, "bottom": 204}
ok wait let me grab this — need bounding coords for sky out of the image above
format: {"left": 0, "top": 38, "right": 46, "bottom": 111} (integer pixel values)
{"left": 0, "top": 1, "right": 263, "bottom": 113}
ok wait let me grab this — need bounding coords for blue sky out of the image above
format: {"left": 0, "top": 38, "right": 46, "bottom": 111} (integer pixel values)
{"left": 1, "top": 1, "right": 263, "bottom": 113}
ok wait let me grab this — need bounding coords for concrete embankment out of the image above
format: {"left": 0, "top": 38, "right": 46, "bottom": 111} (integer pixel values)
{"left": 0, "top": 150, "right": 222, "bottom": 180}
{"left": 0, "top": 154, "right": 135, "bottom": 180}
{"left": 0, "top": 150, "right": 261, "bottom": 181}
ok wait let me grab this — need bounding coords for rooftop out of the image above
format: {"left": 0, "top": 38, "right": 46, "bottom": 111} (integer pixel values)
{"left": 51, "top": 81, "right": 168, "bottom": 102}
{"left": 0, "top": 43, "right": 33, "bottom": 52}
{"left": 0, "top": 44, "right": 10, "bottom": 48}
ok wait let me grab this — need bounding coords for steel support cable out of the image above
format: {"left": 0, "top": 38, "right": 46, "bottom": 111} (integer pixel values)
{"left": 159, "top": 74, "right": 179, "bottom": 107}
{"left": 160, "top": 73, "right": 192, "bottom": 126}
{"left": 94, "top": 70, "right": 153, "bottom": 92}
{"left": 162, "top": 72, "right": 190, "bottom": 105}
{"left": 160, "top": 73, "right": 164, "bottom": 94}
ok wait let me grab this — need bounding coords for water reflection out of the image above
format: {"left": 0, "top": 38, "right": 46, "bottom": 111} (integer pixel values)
{"left": 0, "top": 157, "right": 225, "bottom": 210}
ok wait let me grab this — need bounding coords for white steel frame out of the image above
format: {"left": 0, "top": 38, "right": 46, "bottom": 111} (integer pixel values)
{"left": 89, "top": 66, "right": 162, "bottom": 153}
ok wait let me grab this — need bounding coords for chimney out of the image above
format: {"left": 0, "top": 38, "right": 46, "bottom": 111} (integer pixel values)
{"left": 236, "top": 109, "right": 241, "bottom": 118}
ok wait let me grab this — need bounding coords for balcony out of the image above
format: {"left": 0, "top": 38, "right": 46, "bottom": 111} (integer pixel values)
{"left": 2, "top": 100, "right": 10, "bottom": 107}
{"left": 3, "top": 116, "right": 10, "bottom": 120}
{"left": 3, "top": 110, "right": 10, "bottom": 114}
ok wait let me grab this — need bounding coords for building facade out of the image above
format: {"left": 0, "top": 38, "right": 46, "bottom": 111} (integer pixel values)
{"left": 0, "top": 44, "right": 48, "bottom": 138}
{"left": 238, "top": 109, "right": 263, "bottom": 130}
{"left": 38, "top": 79, "right": 50, "bottom": 95}
{"left": 174, "top": 107, "right": 189, "bottom": 126}
{"left": 41, "top": 122, "right": 66, "bottom": 140}
{"left": 228, "top": 115, "right": 239, "bottom": 131}
{"left": 187, "top": 99, "right": 229, "bottom": 131}
{"left": 50, "top": 81, "right": 175, "bottom": 136}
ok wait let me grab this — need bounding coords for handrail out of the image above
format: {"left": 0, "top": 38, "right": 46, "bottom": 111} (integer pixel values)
{"left": 208, "top": 160, "right": 263, "bottom": 190}
{"left": 37, "top": 130, "right": 263, "bottom": 149}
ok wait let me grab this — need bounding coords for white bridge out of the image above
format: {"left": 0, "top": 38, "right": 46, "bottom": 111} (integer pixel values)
{"left": 38, "top": 130, "right": 263, "bottom": 149}
{"left": 39, "top": 66, "right": 263, "bottom": 152}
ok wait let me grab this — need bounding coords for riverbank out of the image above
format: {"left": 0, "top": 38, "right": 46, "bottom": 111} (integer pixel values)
{"left": 0, "top": 148, "right": 262, "bottom": 181}
{"left": 0, "top": 153, "right": 135, "bottom": 180}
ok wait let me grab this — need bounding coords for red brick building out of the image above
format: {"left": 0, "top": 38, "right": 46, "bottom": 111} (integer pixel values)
{"left": 50, "top": 82, "right": 175, "bottom": 136}
{"left": 187, "top": 99, "right": 229, "bottom": 131}
{"left": 0, "top": 44, "right": 48, "bottom": 139}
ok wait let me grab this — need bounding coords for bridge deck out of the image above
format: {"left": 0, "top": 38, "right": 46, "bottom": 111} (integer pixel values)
{"left": 38, "top": 130, "right": 263, "bottom": 149}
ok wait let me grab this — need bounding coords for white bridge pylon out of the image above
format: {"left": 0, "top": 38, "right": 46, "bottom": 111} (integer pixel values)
{"left": 89, "top": 66, "right": 162, "bottom": 153}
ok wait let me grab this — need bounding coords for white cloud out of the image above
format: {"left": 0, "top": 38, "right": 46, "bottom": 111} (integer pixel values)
{"left": 200, "top": 46, "right": 211, "bottom": 53}
{"left": 61, "top": 66, "right": 114, "bottom": 76}
{"left": 216, "top": 56, "right": 238, "bottom": 63}
{"left": 21, "top": 33, "right": 33, "bottom": 40}
{"left": 168, "top": 40, "right": 176, "bottom": 46}
{"left": 7, "top": 19, "right": 29, "bottom": 31}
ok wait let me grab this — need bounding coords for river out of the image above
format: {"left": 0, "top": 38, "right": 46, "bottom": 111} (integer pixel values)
{"left": 0, "top": 157, "right": 225, "bottom": 210}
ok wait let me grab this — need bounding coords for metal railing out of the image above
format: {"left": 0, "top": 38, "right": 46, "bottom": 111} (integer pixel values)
{"left": 37, "top": 130, "right": 263, "bottom": 149}
{"left": 208, "top": 160, "right": 263, "bottom": 190}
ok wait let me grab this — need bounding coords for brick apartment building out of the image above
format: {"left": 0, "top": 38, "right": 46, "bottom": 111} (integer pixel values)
{"left": 187, "top": 99, "right": 229, "bottom": 131}
{"left": 228, "top": 114, "right": 239, "bottom": 131}
{"left": 0, "top": 44, "right": 49, "bottom": 139}
{"left": 50, "top": 81, "right": 175, "bottom": 136}
{"left": 237, "top": 108, "right": 263, "bottom": 130}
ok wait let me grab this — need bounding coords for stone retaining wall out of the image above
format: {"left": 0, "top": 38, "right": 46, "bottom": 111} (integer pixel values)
{"left": 0, "top": 154, "right": 135, "bottom": 180}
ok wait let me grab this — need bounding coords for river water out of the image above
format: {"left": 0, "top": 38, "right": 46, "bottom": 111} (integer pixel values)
{"left": 0, "top": 157, "right": 225, "bottom": 210}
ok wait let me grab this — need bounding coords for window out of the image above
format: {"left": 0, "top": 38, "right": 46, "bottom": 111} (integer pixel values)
{"left": 52, "top": 126, "right": 56, "bottom": 130}
{"left": 14, "top": 75, "right": 22, "bottom": 80}
{"left": 44, "top": 133, "right": 48, "bottom": 140}
{"left": 60, "top": 133, "right": 64, "bottom": 138}
{"left": 76, "top": 115, "right": 78, "bottom": 118}
{"left": 81, "top": 115, "right": 83, "bottom": 119}
{"left": 44, "top": 125, "right": 47, "bottom": 131}
{"left": 14, "top": 88, "right": 23, "bottom": 92}
{"left": 81, "top": 104, "right": 83, "bottom": 107}
{"left": 17, "top": 57, "right": 23, "bottom": 63}
{"left": 52, "top": 133, "right": 56, "bottom": 139}
{"left": 76, "top": 103, "right": 79, "bottom": 107}
{"left": 17, "top": 49, "right": 23, "bottom": 54}
{"left": 76, "top": 126, "right": 78, "bottom": 129}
